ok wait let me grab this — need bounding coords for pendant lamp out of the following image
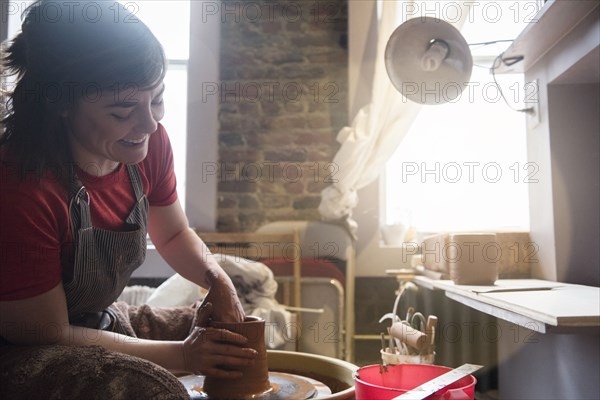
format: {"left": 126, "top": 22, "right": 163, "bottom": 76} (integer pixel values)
{"left": 385, "top": 17, "right": 473, "bottom": 105}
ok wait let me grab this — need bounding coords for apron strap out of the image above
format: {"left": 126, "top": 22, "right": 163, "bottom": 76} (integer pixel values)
{"left": 69, "top": 164, "right": 144, "bottom": 230}
{"left": 69, "top": 168, "right": 92, "bottom": 230}
{"left": 125, "top": 164, "right": 145, "bottom": 204}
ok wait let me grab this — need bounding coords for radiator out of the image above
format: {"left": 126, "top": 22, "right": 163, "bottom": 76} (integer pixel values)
{"left": 417, "top": 288, "right": 498, "bottom": 389}
{"left": 276, "top": 276, "right": 345, "bottom": 359}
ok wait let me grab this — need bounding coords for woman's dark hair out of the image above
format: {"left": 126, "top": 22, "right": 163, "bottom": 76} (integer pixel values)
{"left": 0, "top": 0, "right": 166, "bottom": 187}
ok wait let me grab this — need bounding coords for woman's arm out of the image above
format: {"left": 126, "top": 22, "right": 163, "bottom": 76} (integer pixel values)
{"left": 147, "top": 199, "right": 245, "bottom": 323}
{"left": 0, "top": 283, "right": 255, "bottom": 376}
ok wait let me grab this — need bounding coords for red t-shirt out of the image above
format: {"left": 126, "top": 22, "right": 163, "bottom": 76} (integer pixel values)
{"left": 0, "top": 124, "right": 177, "bottom": 301}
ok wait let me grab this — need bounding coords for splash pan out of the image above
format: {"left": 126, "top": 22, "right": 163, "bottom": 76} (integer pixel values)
{"left": 178, "top": 350, "right": 357, "bottom": 400}
{"left": 180, "top": 371, "right": 330, "bottom": 399}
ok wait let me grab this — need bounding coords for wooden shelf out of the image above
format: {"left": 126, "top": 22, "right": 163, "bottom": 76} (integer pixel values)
{"left": 496, "top": 0, "right": 599, "bottom": 74}
{"left": 414, "top": 277, "right": 600, "bottom": 334}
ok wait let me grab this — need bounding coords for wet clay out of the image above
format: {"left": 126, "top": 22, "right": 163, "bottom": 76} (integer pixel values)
{"left": 202, "top": 316, "right": 270, "bottom": 399}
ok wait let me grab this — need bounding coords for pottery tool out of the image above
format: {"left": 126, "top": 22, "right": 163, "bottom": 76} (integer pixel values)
{"left": 405, "top": 306, "right": 415, "bottom": 322}
{"left": 387, "top": 327, "right": 409, "bottom": 355}
{"left": 425, "top": 315, "right": 438, "bottom": 354}
{"left": 379, "top": 309, "right": 403, "bottom": 354}
{"left": 392, "top": 363, "right": 483, "bottom": 400}
{"left": 410, "top": 312, "right": 426, "bottom": 331}
{"left": 381, "top": 332, "right": 388, "bottom": 358}
{"left": 389, "top": 321, "right": 428, "bottom": 352}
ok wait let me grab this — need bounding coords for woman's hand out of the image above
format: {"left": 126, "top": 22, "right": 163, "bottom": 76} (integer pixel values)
{"left": 202, "top": 269, "right": 245, "bottom": 323}
{"left": 182, "top": 302, "right": 256, "bottom": 377}
{"left": 147, "top": 205, "right": 245, "bottom": 323}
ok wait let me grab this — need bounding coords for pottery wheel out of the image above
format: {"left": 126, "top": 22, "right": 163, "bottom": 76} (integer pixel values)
{"left": 179, "top": 371, "right": 332, "bottom": 400}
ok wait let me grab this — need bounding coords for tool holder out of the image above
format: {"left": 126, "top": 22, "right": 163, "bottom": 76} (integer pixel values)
{"left": 379, "top": 281, "right": 437, "bottom": 365}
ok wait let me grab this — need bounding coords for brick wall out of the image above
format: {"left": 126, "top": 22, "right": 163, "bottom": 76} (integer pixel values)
{"left": 216, "top": 0, "right": 348, "bottom": 232}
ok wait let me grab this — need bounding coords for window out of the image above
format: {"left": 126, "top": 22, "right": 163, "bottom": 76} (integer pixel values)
{"left": 127, "top": 1, "right": 190, "bottom": 209}
{"left": 384, "top": 1, "right": 533, "bottom": 234}
{"left": 5, "top": 1, "right": 190, "bottom": 209}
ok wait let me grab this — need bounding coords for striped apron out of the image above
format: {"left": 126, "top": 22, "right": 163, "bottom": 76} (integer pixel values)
{"left": 1, "top": 164, "right": 192, "bottom": 399}
{"left": 65, "top": 164, "right": 148, "bottom": 325}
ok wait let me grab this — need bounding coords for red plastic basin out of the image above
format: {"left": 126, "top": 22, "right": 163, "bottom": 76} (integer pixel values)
{"left": 354, "top": 364, "right": 476, "bottom": 400}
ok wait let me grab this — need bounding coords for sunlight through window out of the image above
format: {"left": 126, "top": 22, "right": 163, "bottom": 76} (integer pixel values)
{"left": 384, "top": 1, "right": 532, "bottom": 233}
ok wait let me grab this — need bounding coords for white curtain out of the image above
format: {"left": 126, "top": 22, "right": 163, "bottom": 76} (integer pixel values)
{"left": 318, "top": 0, "right": 471, "bottom": 236}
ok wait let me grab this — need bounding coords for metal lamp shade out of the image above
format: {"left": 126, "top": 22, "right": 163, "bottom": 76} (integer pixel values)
{"left": 385, "top": 17, "right": 473, "bottom": 105}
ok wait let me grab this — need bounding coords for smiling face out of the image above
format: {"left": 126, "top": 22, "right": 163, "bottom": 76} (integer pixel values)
{"left": 64, "top": 83, "right": 165, "bottom": 175}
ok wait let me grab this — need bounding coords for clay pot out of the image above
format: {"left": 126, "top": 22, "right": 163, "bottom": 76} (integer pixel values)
{"left": 202, "top": 316, "right": 271, "bottom": 399}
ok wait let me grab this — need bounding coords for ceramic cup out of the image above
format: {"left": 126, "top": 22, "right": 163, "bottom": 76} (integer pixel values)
{"left": 202, "top": 316, "right": 271, "bottom": 399}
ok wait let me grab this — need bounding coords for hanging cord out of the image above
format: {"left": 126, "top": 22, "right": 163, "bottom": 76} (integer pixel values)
{"left": 467, "top": 39, "right": 534, "bottom": 114}
{"left": 468, "top": 40, "right": 516, "bottom": 69}
{"left": 491, "top": 52, "right": 535, "bottom": 114}
{"left": 468, "top": 39, "right": 515, "bottom": 47}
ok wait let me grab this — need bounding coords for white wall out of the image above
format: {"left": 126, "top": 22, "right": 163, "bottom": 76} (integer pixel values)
{"left": 138, "top": 1, "right": 220, "bottom": 278}
{"left": 548, "top": 83, "right": 599, "bottom": 285}
{"left": 524, "top": 5, "right": 599, "bottom": 284}
{"left": 0, "top": 0, "right": 7, "bottom": 43}
{"left": 184, "top": 0, "right": 220, "bottom": 231}
{"left": 348, "top": 1, "right": 413, "bottom": 277}
{"left": 497, "top": 5, "right": 600, "bottom": 398}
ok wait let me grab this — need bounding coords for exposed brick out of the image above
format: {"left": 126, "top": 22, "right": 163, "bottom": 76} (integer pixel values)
{"left": 238, "top": 101, "right": 261, "bottom": 115}
{"left": 217, "top": 162, "right": 241, "bottom": 182}
{"left": 307, "top": 115, "right": 331, "bottom": 129}
{"left": 284, "top": 101, "right": 306, "bottom": 113}
{"left": 257, "top": 132, "right": 301, "bottom": 146}
{"left": 294, "top": 133, "right": 339, "bottom": 148}
{"left": 263, "top": 208, "right": 299, "bottom": 220}
{"left": 266, "top": 115, "right": 307, "bottom": 130}
{"left": 217, "top": 214, "right": 239, "bottom": 233}
{"left": 239, "top": 162, "right": 267, "bottom": 182}
{"left": 221, "top": 51, "right": 259, "bottom": 66}
{"left": 304, "top": 210, "right": 323, "bottom": 220}
{"left": 217, "top": 0, "right": 348, "bottom": 231}
{"left": 219, "top": 133, "right": 245, "bottom": 146}
{"left": 244, "top": 132, "right": 262, "bottom": 147}
{"left": 220, "top": 103, "right": 238, "bottom": 114}
{"left": 219, "top": 114, "right": 263, "bottom": 132}
{"left": 239, "top": 30, "right": 263, "bottom": 47}
{"left": 261, "top": 49, "right": 305, "bottom": 65}
{"left": 306, "top": 148, "right": 336, "bottom": 162}
{"left": 278, "top": 162, "right": 304, "bottom": 182}
{"left": 264, "top": 149, "right": 307, "bottom": 163}
{"left": 281, "top": 65, "right": 326, "bottom": 80}
{"left": 290, "top": 33, "right": 336, "bottom": 48}
{"left": 307, "top": 51, "right": 337, "bottom": 64}
{"left": 293, "top": 196, "right": 321, "bottom": 209}
{"left": 218, "top": 181, "right": 258, "bottom": 193}
{"left": 284, "top": 181, "right": 304, "bottom": 194}
{"left": 237, "top": 66, "right": 282, "bottom": 80}
{"left": 218, "top": 195, "right": 238, "bottom": 209}
{"left": 262, "top": 21, "right": 282, "bottom": 34}
{"left": 219, "top": 149, "right": 261, "bottom": 163}
{"left": 259, "top": 181, "right": 286, "bottom": 194}
{"left": 238, "top": 212, "right": 265, "bottom": 232}
{"left": 286, "top": 21, "right": 303, "bottom": 32}
{"left": 307, "top": 180, "right": 329, "bottom": 193}
{"left": 260, "top": 100, "right": 282, "bottom": 115}
{"left": 239, "top": 194, "right": 260, "bottom": 209}
{"left": 260, "top": 194, "right": 291, "bottom": 209}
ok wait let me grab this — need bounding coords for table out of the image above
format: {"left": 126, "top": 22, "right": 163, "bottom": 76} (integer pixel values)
{"left": 412, "top": 277, "right": 600, "bottom": 334}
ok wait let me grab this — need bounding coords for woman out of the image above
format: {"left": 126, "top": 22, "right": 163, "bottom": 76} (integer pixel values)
{"left": 0, "top": 1, "right": 256, "bottom": 398}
